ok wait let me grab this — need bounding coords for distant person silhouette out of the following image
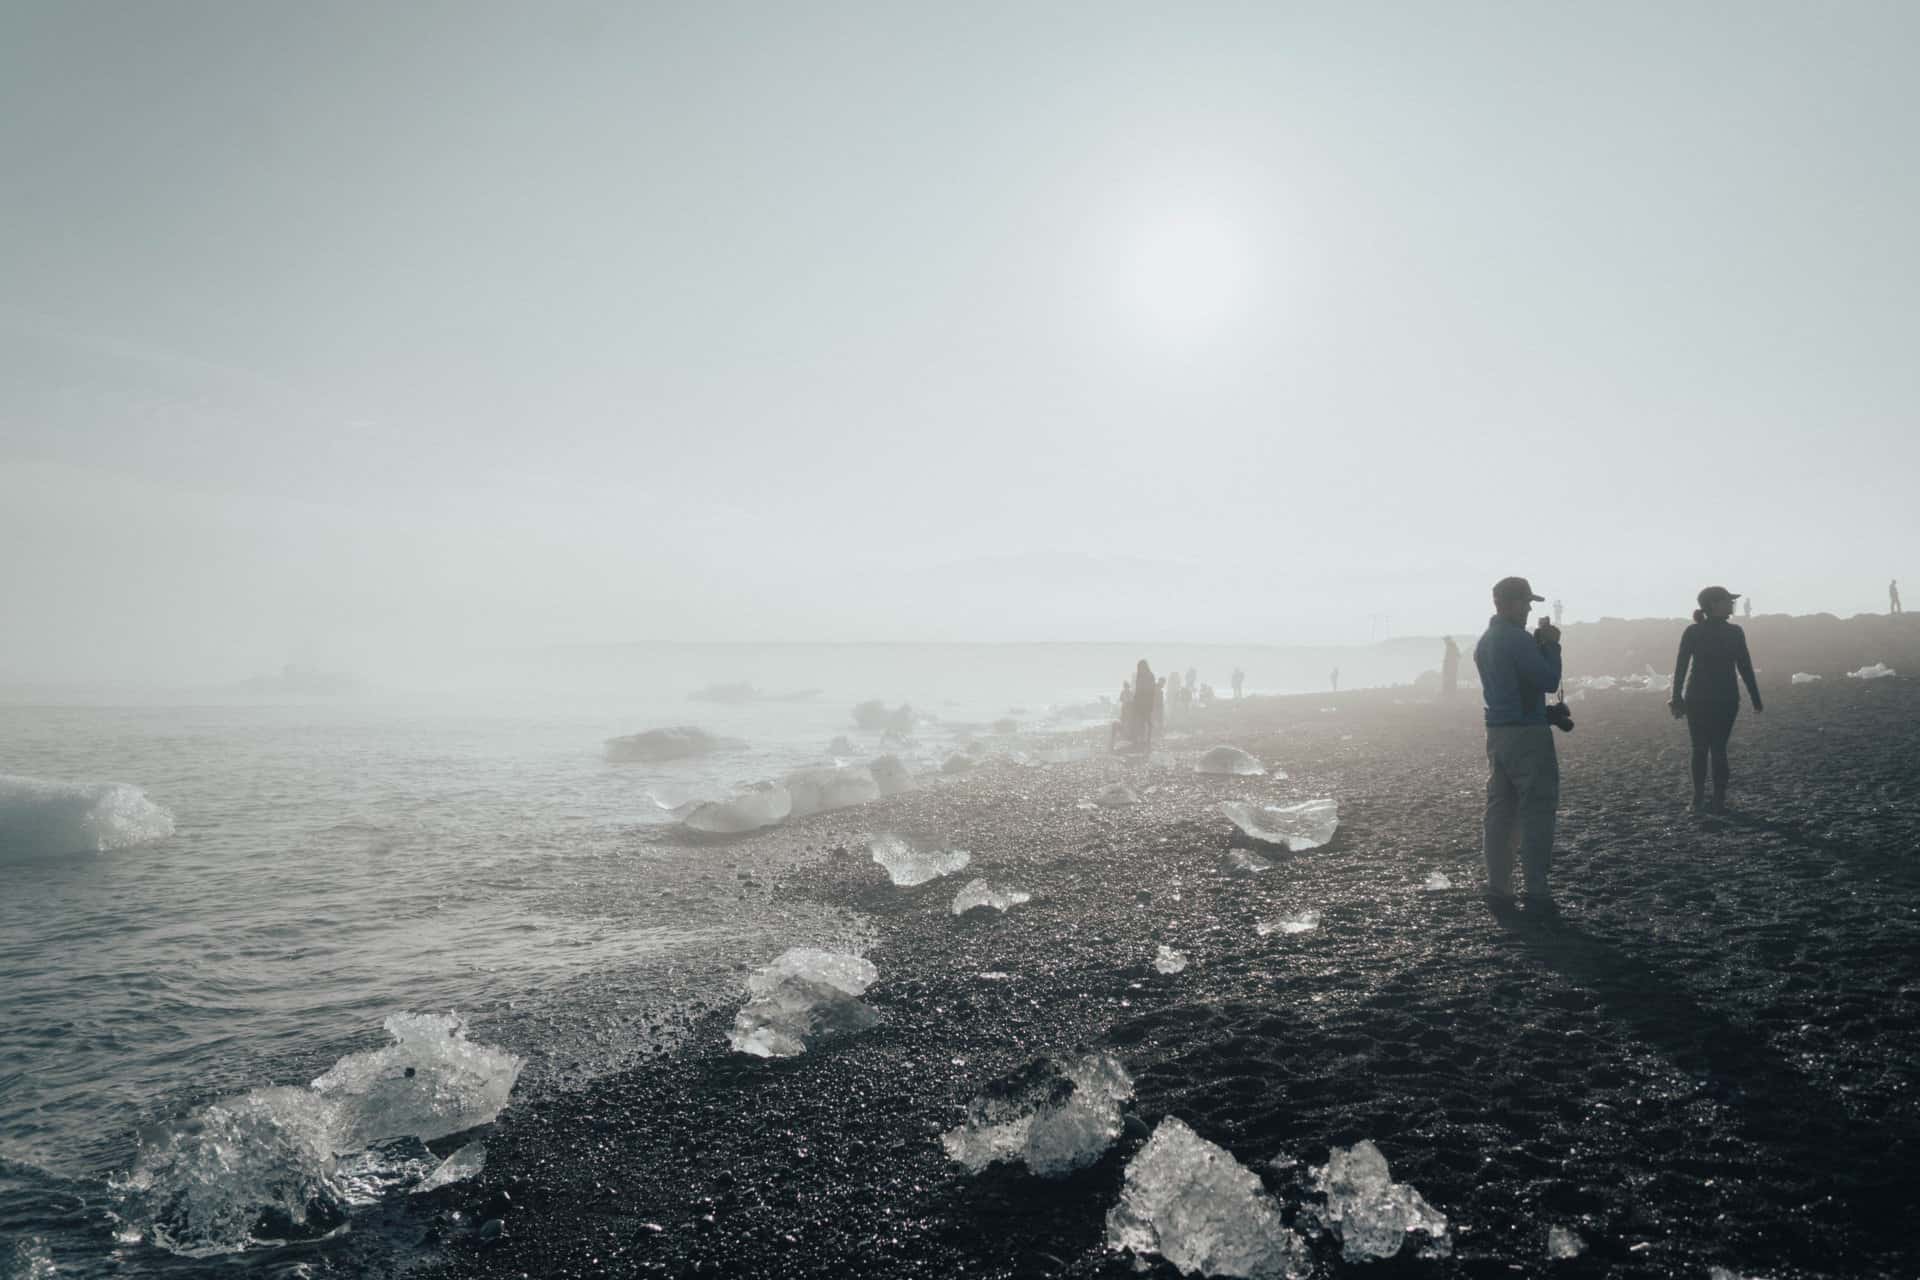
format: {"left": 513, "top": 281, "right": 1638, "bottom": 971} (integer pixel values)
{"left": 1231, "top": 667, "right": 1245, "bottom": 699}
{"left": 1441, "top": 636, "right": 1462, "bottom": 698}
{"left": 1329, "top": 667, "right": 1340, "bottom": 692}
{"left": 1893, "top": 579, "right": 1904, "bottom": 614}
{"left": 1114, "top": 680, "right": 1133, "bottom": 750}
{"left": 1669, "top": 586, "right": 1762, "bottom": 815}
{"left": 1128, "top": 661, "right": 1156, "bottom": 750}
{"left": 1743, "top": 596, "right": 1752, "bottom": 621}
{"left": 1475, "top": 576, "right": 1562, "bottom": 913}
{"left": 1552, "top": 599, "right": 1565, "bottom": 627}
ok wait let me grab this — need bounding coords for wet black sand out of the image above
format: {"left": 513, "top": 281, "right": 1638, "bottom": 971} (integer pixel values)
{"left": 425, "top": 679, "right": 1920, "bottom": 1279}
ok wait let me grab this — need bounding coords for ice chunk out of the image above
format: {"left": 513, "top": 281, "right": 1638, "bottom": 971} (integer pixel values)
{"left": 870, "top": 834, "right": 971, "bottom": 886}
{"left": 310, "top": 1013, "right": 523, "bottom": 1149}
{"left": 1219, "top": 799, "right": 1338, "bottom": 851}
{"left": 1847, "top": 662, "right": 1895, "bottom": 680}
{"left": 683, "top": 784, "right": 791, "bottom": 834}
{"left": 1196, "top": 746, "right": 1266, "bottom": 776}
{"left": 0, "top": 773, "right": 175, "bottom": 858}
{"left": 727, "top": 947, "right": 879, "bottom": 1058}
{"left": 941, "top": 753, "right": 975, "bottom": 774}
{"left": 1106, "top": 1116, "right": 1312, "bottom": 1279}
{"left": 1221, "top": 850, "right": 1273, "bottom": 877}
{"left": 1546, "top": 1225, "right": 1585, "bottom": 1260}
{"left": 942, "top": 1052, "right": 1133, "bottom": 1177}
{"left": 1423, "top": 871, "right": 1453, "bottom": 891}
{"left": 1093, "top": 783, "right": 1140, "bottom": 807}
{"left": 114, "top": 1011, "right": 518, "bottom": 1257}
{"left": 1311, "top": 1139, "right": 1450, "bottom": 1261}
{"left": 1790, "top": 672, "right": 1821, "bottom": 684}
{"left": 950, "top": 878, "right": 1031, "bottom": 916}
{"left": 783, "top": 766, "right": 881, "bottom": 818}
{"left": 1154, "top": 945, "right": 1189, "bottom": 974}
{"left": 868, "top": 755, "right": 914, "bottom": 796}
{"left": 418, "top": 1140, "right": 486, "bottom": 1191}
{"left": 1257, "top": 911, "right": 1321, "bottom": 937}
{"left": 852, "top": 700, "right": 915, "bottom": 733}
{"left": 603, "top": 725, "right": 741, "bottom": 762}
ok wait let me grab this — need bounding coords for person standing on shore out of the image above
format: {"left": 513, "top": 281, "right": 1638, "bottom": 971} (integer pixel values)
{"left": 1231, "top": 667, "right": 1245, "bottom": 699}
{"left": 1441, "top": 636, "right": 1462, "bottom": 698}
{"left": 1475, "top": 576, "right": 1562, "bottom": 912}
{"left": 1669, "top": 586, "right": 1763, "bottom": 814}
{"left": 1893, "top": 579, "right": 1904, "bottom": 614}
{"left": 1329, "top": 667, "right": 1340, "bottom": 692}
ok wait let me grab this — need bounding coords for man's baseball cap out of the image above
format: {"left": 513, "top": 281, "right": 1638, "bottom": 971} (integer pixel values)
{"left": 1492, "top": 576, "right": 1545, "bottom": 603}
{"left": 1697, "top": 585, "right": 1740, "bottom": 606}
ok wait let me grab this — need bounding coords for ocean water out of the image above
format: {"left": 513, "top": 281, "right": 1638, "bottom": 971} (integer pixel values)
{"left": 0, "top": 643, "right": 1424, "bottom": 1275}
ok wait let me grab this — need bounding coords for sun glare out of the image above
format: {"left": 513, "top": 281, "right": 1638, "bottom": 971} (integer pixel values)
{"left": 1114, "top": 207, "right": 1256, "bottom": 352}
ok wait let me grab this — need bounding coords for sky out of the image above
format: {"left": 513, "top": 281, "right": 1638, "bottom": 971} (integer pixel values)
{"left": 2, "top": 1, "right": 1915, "bottom": 684}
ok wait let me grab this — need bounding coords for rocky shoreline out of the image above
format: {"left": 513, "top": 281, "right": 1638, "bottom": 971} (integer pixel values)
{"left": 422, "top": 677, "right": 1920, "bottom": 1279}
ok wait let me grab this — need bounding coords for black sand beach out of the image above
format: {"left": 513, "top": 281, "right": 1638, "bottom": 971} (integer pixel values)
{"left": 424, "top": 675, "right": 1920, "bottom": 1280}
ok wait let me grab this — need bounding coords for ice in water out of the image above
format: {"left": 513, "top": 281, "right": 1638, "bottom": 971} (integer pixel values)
{"left": 1546, "top": 1225, "right": 1585, "bottom": 1259}
{"left": 1219, "top": 799, "right": 1338, "bottom": 851}
{"left": 2, "top": 1236, "right": 57, "bottom": 1279}
{"left": 1106, "top": 1116, "right": 1312, "bottom": 1279}
{"left": 1257, "top": 911, "right": 1321, "bottom": 937}
{"left": 1154, "top": 945, "right": 1189, "bottom": 975}
{"left": 115, "top": 1013, "right": 520, "bottom": 1258}
{"left": 727, "top": 947, "right": 879, "bottom": 1058}
{"left": 870, "top": 834, "right": 972, "bottom": 886}
{"left": 950, "top": 878, "right": 1031, "bottom": 916}
{"left": 942, "top": 1053, "right": 1133, "bottom": 1177}
{"left": 1195, "top": 746, "right": 1267, "bottom": 776}
{"left": 311, "top": 1013, "right": 522, "bottom": 1149}
{"left": 1310, "top": 1139, "right": 1450, "bottom": 1261}
{"left": 1847, "top": 662, "right": 1895, "bottom": 680}
{"left": 1790, "top": 672, "right": 1821, "bottom": 684}
{"left": 683, "top": 784, "right": 791, "bottom": 834}
{"left": 0, "top": 773, "right": 175, "bottom": 858}
{"left": 1423, "top": 871, "right": 1452, "bottom": 891}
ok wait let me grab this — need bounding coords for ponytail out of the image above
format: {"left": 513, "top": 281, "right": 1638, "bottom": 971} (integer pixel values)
{"left": 1692, "top": 608, "right": 1706, "bottom": 624}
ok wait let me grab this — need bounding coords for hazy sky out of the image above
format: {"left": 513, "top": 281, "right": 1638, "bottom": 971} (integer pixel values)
{"left": 3, "top": 1, "right": 1915, "bottom": 683}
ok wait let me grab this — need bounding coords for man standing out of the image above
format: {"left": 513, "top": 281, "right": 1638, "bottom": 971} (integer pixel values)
{"left": 1892, "top": 580, "right": 1903, "bottom": 615}
{"left": 1474, "top": 576, "right": 1563, "bottom": 913}
{"left": 1441, "top": 636, "right": 1462, "bottom": 699}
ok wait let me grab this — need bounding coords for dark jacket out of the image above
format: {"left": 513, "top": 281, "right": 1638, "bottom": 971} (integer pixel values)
{"left": 1673, "top": 619, "right": 1761, "bottom": 708}
{"left": 1475, "top": 616, "right": 1563, "bottom": 726}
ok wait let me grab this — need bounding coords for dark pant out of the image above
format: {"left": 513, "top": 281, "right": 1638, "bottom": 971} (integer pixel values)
{"left": 1485, "top": 724, "right": 1559, "bottom": 897}
{"left": 1685, "top": 700, "right": 1739, "bottom": 795}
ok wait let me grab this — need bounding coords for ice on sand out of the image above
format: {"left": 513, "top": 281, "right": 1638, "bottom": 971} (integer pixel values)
{"left": 1154, "top": 945, "right": 1189, "bottom": 974}
{"left": 783, "top": 766, "right": 881, "bottom": 818}
{"left": 1196, "top": 746, "right": 1267, "bottom": 776}
{"left": 1847, "top": 662, "right": 1896, "bottom": 680}
{"left": 1106, "top": 1117, "right": 1312, "bottom": 1279}
{"left": 1222, "top": 850, "right": 1273, "bottom": 877}
{"left": 1546, "top": 1225, "right": 1585, "bottom": 1259}
{"left": 1790, "top": 672, "right": 1822, "bottom": 684}
{"left": 0, "top": 773, "right": 175, "bottom": 858}
{"left": 683, "top": 784, "right": 791, "bottom": 834}
{"left": 727, "top": 947, "right": 878, "bottom": 1058}
{"left": 870, "top": 834, "right": 971, "bottom": 886}
{"left": 419, "top": 1141, "right": 487, "bottom": 1191}
{"left": 1423, "top": 871, "right": 1452, "bottom": 891}
{"left": 1093, "top": 783, "right": 1140, "bottom": 807}
{"left": 1219, "top": 799, "right": 1338, "bottom": 851}
{"left": 868, "top": 754, "right": 914, "bottom": 796}
{"left": 951, "top": 878, "right": 1031, "bottom": 916}
{"left": 942, "top": 1052, "right": 1133, "bottom": 1177}
{"left": 1257, "top": 911, "right": 1320, "bottom": 937}
{"left": 1310, "top": 1139, "right": 1450, "bottom": 1261}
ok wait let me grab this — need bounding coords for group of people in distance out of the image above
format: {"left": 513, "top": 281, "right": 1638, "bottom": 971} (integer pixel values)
{"left": 1112, "top": 662, "right": 1247, "bottom": 752}
{"left": 1475, "top": 575, "right": 1764, "bottom": 919}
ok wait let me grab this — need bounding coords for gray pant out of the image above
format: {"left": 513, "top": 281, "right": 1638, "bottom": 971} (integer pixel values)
{"left": 1484, "top": 724, "right": 1559, "bottom": 897}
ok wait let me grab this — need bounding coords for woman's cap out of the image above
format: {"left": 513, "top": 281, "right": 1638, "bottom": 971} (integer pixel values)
{"left": 1698, "top": 585, "right": 1740, "bottom": 606}
{"left": 1492, "top": 576, "right": 1545, "bottom": 603}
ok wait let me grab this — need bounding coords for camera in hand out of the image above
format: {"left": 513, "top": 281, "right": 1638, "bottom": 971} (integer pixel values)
{"left": 1546, "top": 701, "right": 1574, "bottom": 733}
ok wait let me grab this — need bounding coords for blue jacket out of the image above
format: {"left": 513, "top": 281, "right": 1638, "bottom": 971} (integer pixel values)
{"left": 1475, "top": 615, "right": 1563, "bottom": 726}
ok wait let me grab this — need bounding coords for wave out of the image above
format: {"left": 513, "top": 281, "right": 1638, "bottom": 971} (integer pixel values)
{"left": 112, "top": 1012, "right": 521, "bottom": 1257}
{"left": 0, "top": 773, "right": 175, "bottom": 858}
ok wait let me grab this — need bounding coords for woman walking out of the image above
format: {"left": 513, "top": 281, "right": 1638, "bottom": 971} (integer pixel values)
{"left": 1669, "top": 586, "right": 1763, "bottom": 813}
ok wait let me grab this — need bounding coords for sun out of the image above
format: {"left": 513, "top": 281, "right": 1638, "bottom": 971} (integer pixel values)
{"left": 1112, "top": 206, "right": 1257, "bottom": 353}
